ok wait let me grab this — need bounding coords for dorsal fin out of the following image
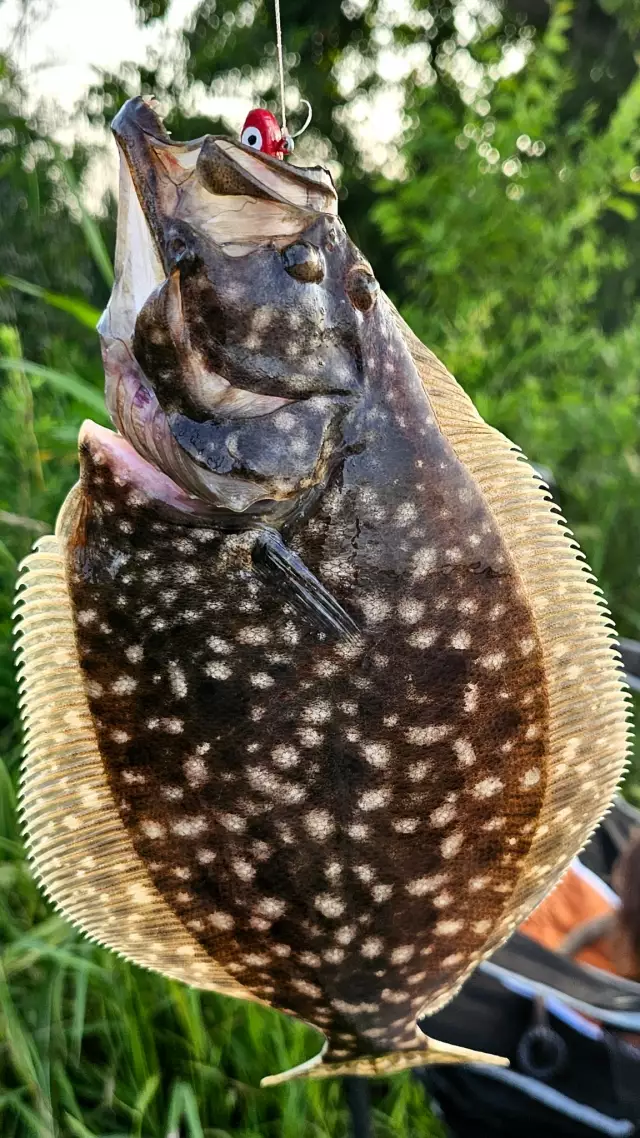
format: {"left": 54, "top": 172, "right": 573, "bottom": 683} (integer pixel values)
{"left": 394, "top": 300, "right": 631, "bottom": 975}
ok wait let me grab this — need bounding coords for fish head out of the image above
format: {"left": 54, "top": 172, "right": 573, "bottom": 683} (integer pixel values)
{"left": 99, "top": 96, "right": 389, "bottom": 520}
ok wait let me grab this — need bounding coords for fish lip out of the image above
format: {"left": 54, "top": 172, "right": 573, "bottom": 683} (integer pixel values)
{"left": 100, "top": 98, "right": 350, "bottom": 513}
{"left": 78, "top": 419, "right": 325, "bottom": 528}
{"left": 111, "top": 94, "right": 334, "bottom": 183}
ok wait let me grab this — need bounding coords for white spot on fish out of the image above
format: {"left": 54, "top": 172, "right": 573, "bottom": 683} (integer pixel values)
{"left": 430, "top": 799, "right": 457, "bottom": 827}
{"left": 172, "top": 816, "right": 208, "bottom": 838}
{"left": 250, "top": 672, "right": 274, "bottom": 689}
{"left": 361, "top": 742, "right": 390, "bottom": 768}
{"left": 232, "top": 859, "right": 255, "bottom": 882}
{"left": 315, "top": 894, "right": 345, "bottom": 918}
{"left": 184, "top": 756, "right": 208, "bottom": 788}
{"left": 408, "top": 628, "right": 438, "bottom": 649}
{"left": 272, "top": 744, "right": 299, "bottom": 768}
{"left": 406, "top": 725, "right": 451, "bottom": 745}
{"left": 410, "top": 548, "right": 437, "bottom": 579}
{"left": 297, "top": 727, "right": 323, "bottom": 747}
{"left": 354, "top": 865, "right": 375, "bottom": 883}
{"left": 391, "top": 946, "right": 414, "bottom": 964}
{"left": 450, "top": 630, "right": 471, "bottom": 650}
{"left": 357, "top": 593, "right": 391, "bottom": 624}
{"left": 372, "top": 883, "right": 393, "bottom": 902}
{"left": 453, "top": 737, "right": 476, "bottom": 766}
{"left": 348, "top": 822, "right": 369, "bottom": 840}
{"left": 237, "top": 626, "right": 271, "bottom": 646}
{"left": 436, "top": 919, "right": 464, "bottom": 936}
{"left": 169, "top": 663, "right": 188, "bottom": 699}
{"left": 205, "top": 661, "right": 232, "bottom": 680}
{"left": 141, "top": 820, "right": 165, "bottom": 840}
{"left": 361, "top": 937, "right": 383, "bottom": 958}
{"left": 408, "top": 760, "right": 431, "bottom": 781}
{"left": 358, "top": 789, "right": 391, "bottom": 811}
{"left": 441, "top": 831, "right": 464, "bottom": 858}
{"left": 441, "top": 952, "right": 464, "bottom": 967}
{"left": 208, "top": 910, "right": 233, "bottom": 928}
{"left": 472, "top": 777, "right": 504, "bottom": 798}
{"left": 207, "top": 636, "right": 232, "bottom": 655}
{"left": 324, "top": 947, "right": 345, "bottom": 964}
{"left": 398, "top": 598, "right": 425, "bottom": 624}
{"left": 305, "top": 810, "right": 335, "bottom": 840}
{"left": 393, "top": 818, "right": 419, "bottom": 833}
{"left": 218, "top": 813, "right": 246, "bottom": 833}
{"left": 406, "top": 874, "right": 448, "bottom": 896}
{"left": 302, "top": 700, "right": 332, "bottom": 724}
{"left": 433, "top": 890, "right": 453, "bottom": 908}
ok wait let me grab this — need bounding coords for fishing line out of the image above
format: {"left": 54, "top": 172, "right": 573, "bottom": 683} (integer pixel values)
{"left": 273, "top": 0, "right": 312, "bottom": 150}
{"left": 274, "top": 0, "right": 288, "bottom": 136}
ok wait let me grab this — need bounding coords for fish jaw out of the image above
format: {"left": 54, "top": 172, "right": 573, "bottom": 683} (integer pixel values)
{"left": 76, "top": 420, "right": 219, "bottom": 522}
{"left": 99, "top": 97, "right": 374, "bottom": 516}
{"left": 100, "top": 94, "right": 337, "bottom": 351}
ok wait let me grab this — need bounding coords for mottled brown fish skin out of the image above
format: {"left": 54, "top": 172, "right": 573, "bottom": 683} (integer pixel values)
{"left": 67, "top": 280, "right": 548, "bottom": 1059}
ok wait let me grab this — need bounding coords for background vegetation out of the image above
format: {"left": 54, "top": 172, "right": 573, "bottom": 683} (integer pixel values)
{"left": 1, "top": 0, "right": 640, "bottom": 1133}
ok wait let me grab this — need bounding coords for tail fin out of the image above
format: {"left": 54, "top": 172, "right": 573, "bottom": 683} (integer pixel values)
{"left": 260, "top": 1030, "right": 507, "bottom": 1087}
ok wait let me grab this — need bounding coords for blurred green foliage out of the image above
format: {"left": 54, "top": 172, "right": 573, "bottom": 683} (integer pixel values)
{"left": 1, "top": 0, "right": 640, "bottom": 1133}
{"left": 377, "top": 3, "right": 640, "bottom": 650}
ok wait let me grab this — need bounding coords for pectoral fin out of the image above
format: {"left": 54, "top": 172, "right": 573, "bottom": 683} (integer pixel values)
{"left": 252, "top": 528, "right": 360, "bottom": 641}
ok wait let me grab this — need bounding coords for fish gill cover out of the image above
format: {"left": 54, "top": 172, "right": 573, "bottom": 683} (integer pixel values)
{"left": 13, "top": 96, "right": 631, "bottom": 1084}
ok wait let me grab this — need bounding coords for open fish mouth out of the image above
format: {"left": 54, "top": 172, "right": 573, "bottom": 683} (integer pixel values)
{"left": 98, "top": 96, "right": 356, "bottom": 518}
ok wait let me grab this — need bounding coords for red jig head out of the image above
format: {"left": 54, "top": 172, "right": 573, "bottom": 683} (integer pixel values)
{"left": 240, "top": 108, "right": 292, "bottom": 160}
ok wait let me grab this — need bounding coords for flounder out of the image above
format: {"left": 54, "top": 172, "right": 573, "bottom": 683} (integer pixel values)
{"left": 14, "top": 96, "right": 631, "bottom": 1084}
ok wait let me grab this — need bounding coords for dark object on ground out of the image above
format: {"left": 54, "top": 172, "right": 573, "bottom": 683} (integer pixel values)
{"left": 344, "top": 1077, "right": 372, "bottom": 1138}
{"left": 421, "top": 794, "right": 640, "bottom": 1138}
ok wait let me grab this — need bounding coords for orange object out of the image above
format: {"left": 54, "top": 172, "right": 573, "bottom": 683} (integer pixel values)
{"left": 520, "top": 862, "right": 618, "bottom": 974}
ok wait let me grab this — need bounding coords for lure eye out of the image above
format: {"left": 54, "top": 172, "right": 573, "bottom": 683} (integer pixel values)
{"left": 346, "top": 265, "right": 379, "bottom": 313}
{"left": 282, "top": 242, "right": 325, "bottom": 284}
{"left": 241, "top": 125, "right": 264, "bottom": 151}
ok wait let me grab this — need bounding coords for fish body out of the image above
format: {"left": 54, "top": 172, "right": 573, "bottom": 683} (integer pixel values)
{"left": 15, "top": 97, "right": 630, "bottom": 1083}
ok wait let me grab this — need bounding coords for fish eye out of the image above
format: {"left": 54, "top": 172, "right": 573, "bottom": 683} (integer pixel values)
{"left": 346, "top": 264, "right": 379, "bottom": 313}
{"left": 241, "top": 126, "right": 263, "bottom": 151}
{"left": 282, "top": 242, "right": 325, "bottom": 284}
{"left": 167, "top": 235, "right": 187, "bottom": 261}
